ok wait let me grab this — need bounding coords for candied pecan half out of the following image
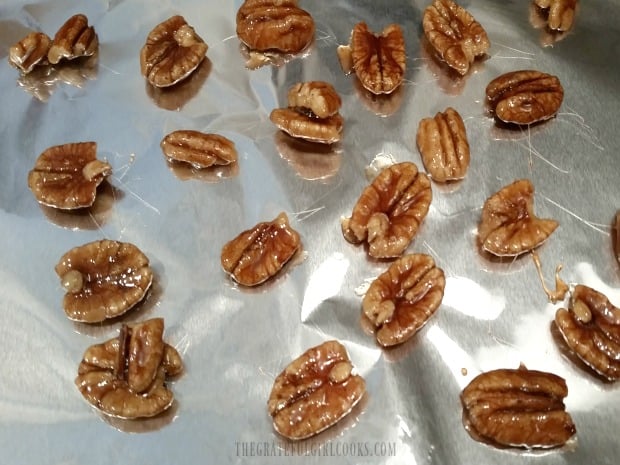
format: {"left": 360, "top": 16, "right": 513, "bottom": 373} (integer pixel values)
{"left": 422, "top": 0, "right": 490, "bottom": 75}
{"left": 28, "top": 141, "right": 112, "bottom": 210}
{"left": 478, "top": 179, "right": 558, "bottom": 256}
{"left": 555, "top": 285, "right": 620, "bottom": 381}
{"left": 534, "top": 0, "right": 577, "bottom": 32}
{"left": 416, "top": 107, "right": 470, "bottom": 182}
{"left": 461, "top": 366, "right": 576, "bottom": 448}
{"left": 55, "top": 240, "right": 153, "bottom": 323}
{"left": 287, "top": 81, "right": 341, "bottom": 118}
{"left": 8, "top": 32, "right": 51, "bottom": 73}
{"left": 161, "top": 130, "right": 237, "bottom": 169}
{"left": 363, "top": 254, "right": 445, "bottom": 347}
{"left": 140, "top": 16, "right": 208, "bottom": 88}
{"left": 75, "top": 318, "right": 183, "bottom": 419}
{"left": 236, "top": 0, "right": 315, "bottom": 54}
{"left": 221, "top": 212, "right": 301, "bottom": 286}
{"left": 268, "top": 340, "right": 366, "bottom": 440}
{"left": 342, "top": 162, "right": 432, "bottom": 258}
{"left": 48, "top": 14, "right": 98, "bottom": 65}
{"left": 270, "top": 108, "right": 343, "bottom": 144}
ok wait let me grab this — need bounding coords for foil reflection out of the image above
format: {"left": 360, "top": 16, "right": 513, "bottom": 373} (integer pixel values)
{"left": 146, "top": 58, "right": 212, "bottom": 111}
{"left": 275, "top": 131, "right": 342, "bottom": 181}
{"left": 425, "top": 326, "right": 477, "bottom": 390}
{"left": 167, "top": 159, "right": 239, "bottom": 183}
{"left": 354, "top": 78, "right": 405, "bottom": 117}
{"left": 301, "top": 253, "right": 349, "bottom": 322}
{"left": 442, "top": 277, "right": 505, "bottom": 320}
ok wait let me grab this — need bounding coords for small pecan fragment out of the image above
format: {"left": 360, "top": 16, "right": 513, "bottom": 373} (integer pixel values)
{"left": 236, "top": 0, "right": 315, "bottom": 54}
{"left": 140, "top": 16, "right": 208, "bottom": 88}
{"left": 478, "top": 179, "right": 558, "bottom": 256}
{"left": 486, "top": 70, "right": 564, "bottom": 125}
{"left": 422, "top": 0, "right": 490, "bottom": 75}
{"left": 268, "top": 340, "right": 366, "bottom": 440}
{"left": 221, "top": 212, "right": 301, "bottom": 286}
{"left": 416, "top": 107, "right": 470, "bottom": 182}
{"left": 555, "top": 285, "right": 620, "bottom": 381}
{"left": 342, "top": 162, "right": 432, "bottom": 258}
{"left": 27, "top": 142, "right": 112, "bottom": 210}
{"left": 76, "top": 318, "right": 183, "bottom": 419}
{"left": 287, "top": 81, "right": 341, "bottom": 119}
{"left": 55, "top": 240, "right": 153, "bottom": 323}
{"left": 48, "top": 14, "right": 98, "bottom": 65}
{"left": 8, "top": 32, "right": 51, "bottom": 73}
{"left": 461, "top": 366, "right": 576, "bottom": 448}
{"left": 363, "top": 254, "right": 445, "bottom": 347}
{"left": 534, "top": 0, "right": 577, "bottom": 32}
{"left": 161, "top": 130, "right": 237, "bottom": 169}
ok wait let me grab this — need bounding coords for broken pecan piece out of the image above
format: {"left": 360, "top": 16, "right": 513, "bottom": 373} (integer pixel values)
{"left": 270, "top": 109, "right": 343, "bottom": 144}
{"left": 268, "top": 340, "right": 366, "bottom": 440}
{"left": 342, "top": 162, "right": 432, "bottom": 258}
{"left": 461, "top": 366, "right": 576, "bottom": 448}
{"left": 363, "top": 254, "right": 445, "bottom": 347}
{"left": 478, "top": 179, "right": 558, "bottom": 256}
{"left": 161, "top": 130, "right": 237, "bottom": 169}
{"left": 534, "top": 0, "right": 577, "bottom": 32}
{"left": 555, "top": 285, "right": 620, "bottom": 381}
{"left": 48, "top": 14, "right": 98, "bottom": 65}
{"left": 8, "top": 32, "right": 51, "bottom": 73}
{"left": 287, "top": 81, "right": 341, "bottom": 119}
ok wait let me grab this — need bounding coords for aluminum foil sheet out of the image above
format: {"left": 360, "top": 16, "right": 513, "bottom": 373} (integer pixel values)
{"left": 1, "top": 0, "right": 619, "bottom": 464}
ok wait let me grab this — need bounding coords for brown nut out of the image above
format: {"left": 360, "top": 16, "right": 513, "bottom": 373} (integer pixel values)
{"left": 268, "top": 340, "right": 366, "bottom": 440}
{"left": 534, "top": 0, "right": 577, "bottom": 32}
{"left": 161, "top": 130, "right": 237, "bottom": 169}
{"left": 341, "top": 162, "right": 432, "bottom": 258}
{"left": 236, "top": 0, "right": 315, "bottom": 54}
{"left": 221, "top": 212, "right": 301, "bottom": 286}
{"left": 140, "top": 15, "right": 208, "bottom": 88}
{"left": 27, "top": 141, "right": 112, "bottom": 210}
{"left": 75, "top": 318, "right": 183, "bottom": 419}
{"left": 270, "top": 108, "right": 343, "bottom": 144}
{"left": 48, "top": 14, "right": 98, "bottom": 65}
{"left": 555, "top": 285, "right": 620, "bottom": 381}
{"left": 422, "top": 0, "right": 490, "bottom": 76}
{"left": 287, "top": 81, "right": 342, "bottom": 118}
{"left": 486, "top": 70, "right": 564, "bottom": 125}
{"left": 461, "top": 366, "right": 576, "bottom": 448}
{"left": 349, "top": 22, "right": 406, "bottom": 95}
{"left": 8, "top": 32, "right": 51, "bottom": 73}
{"left": 416, "top": 107, "right": 470, "bottom": 182}
{"left": 363, "top": 254, "right": 445, "bottom": 347}
{"left": 478, "top": 179, "right": 558, "bottom": 256}
{"left": 55, "top": 240, "right": 153, "bottom": 323}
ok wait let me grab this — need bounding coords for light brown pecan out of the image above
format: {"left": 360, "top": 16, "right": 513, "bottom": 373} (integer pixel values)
{"left": 27, "top": 141, "right": 112, "bottom": 210}
{"left": 236, "top": 0, "right": 315, "bottom": 54}
{"left": 478, "top": 179, "right": 558, "bottom": 256}
{"left": 270, "top": 108, "right": 343, "bottom": 144}
{"left": 161, "top": 130, "right": 237, "bottom": 169}
{"left": 221, "top": 212, "right": 301, "bottom": 286}
{"left": 555, "top": 285, "right": 620, "bottom": 381}
{"left": 486, "top": 70, "right": 564, "bottom": 125}
{"left": 341, "top": 162, "right": 432, "bottom": 258}
{"left": 55, "top": 240, "right": 153, "bottom": 323}
{"left": 140, "top": 16, "right": 208, "bottom": 88}
{"left": 287, "top": 81, "right": 341, "bottom": 119}
{"left": 461, "top": 366, "right": 576, "bottom": 448}
{"left": 363, "top": 254, "right": 445, "bottom": 347}
{"left": 422, "top": 0, "right": 490, "bottom": 75}
{"left": 416, "top": 107, "right": 470, "bottom": 182}
{"left": 48, "top": 14, "right": 98, "bottom": 65}
{"left": 534, "top": 0, "right": 577, "bottom": 31}
{"left": 268, "top": 340, "right": 366, "bottom": 440}
{"left": 8, "top": 32, "right": 51, "bottom": 73}
{"left": 75, "top": 318, "right": 183, "bottom": 419}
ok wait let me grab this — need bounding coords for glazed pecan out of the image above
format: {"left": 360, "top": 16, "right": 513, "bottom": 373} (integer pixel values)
{"left": 416, "top": 107, "right": 470, "bottom": 182}
{"left": 55, "top": 240, "right": 153, "bottom": 323}
{"left": 270, "top": 109, "right": 343, "bottom": 144}
{"left": 287, "top": 81, "right": 341, "bottom": 118}
{"left": 461, "top": 366, "right": 576, "bottom": 448}
{"left": 534, "top": 0, "right": 577, "bottom": 31}
{"left": 161, "top": 130, "right": 237, "bottom": 169}
{"left": 236, "top": 0, "right": 315, "bottom": 54}
{"left": 48, "top": 14, "right": 98, "bottom": 65}
{"left": 268, "top": 340, "right": 366, "bottom": 440}
{"left": 486, "top": 70, "right": 564, "bottom": 125}
{"left": 363, "top": 254, "right": 445, "bottom": 347}
{"left": 8, "top": 32, "right": 51, "bottom": 73}
{"left": 75, "top": 318, "right": 183, "bottom": 419}
{"left": 423, "top": 0, "right": 489, "bottom": 75}
{"left": 478, "top": 179, "right": 558, "bottom": 256}
{"left": 140, "top": 16, "right": 208, "bottom": 88}
{"left": 221, "top": 212, "right": 301, "bottom": 286}
{"left": 555, "top": 285, "right": 620, "bottom": 381}
{"left": 341, "top": 162, "right": 432, "bottom": 258}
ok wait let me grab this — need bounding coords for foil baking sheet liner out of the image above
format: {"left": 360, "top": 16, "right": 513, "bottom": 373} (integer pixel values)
{"left": 1, "top": 0, "right": 619, "bottom": 464}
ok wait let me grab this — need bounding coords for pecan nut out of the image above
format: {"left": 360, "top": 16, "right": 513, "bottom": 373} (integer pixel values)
{"left": 555, "top": 285, "right": 620, "bottom": 381}
{"left": 161, "top": 130, "right": 237, "bottom": 169}
{"left": 268, "top": 340, "right": 366, "bottom": 440}
{"left": 478, "top": 179, "right": 558, "bottom": 256}
{"left": 48, "top": 14, "right": 98, "bottom": 65}
{"left": 8, "top": 32, "right": 51, "bottom": 73}
{"left": 140, "top": 16, "right": 208, "bottom": 88}
{"left": 534, "top": 0, "right": 577, "bottom": 32}
{"left": 486, "top": 70, "right": 564, "bottom": 125}
{"left": 416, "top": 107, "right": 470, "bottom": 182}
{"left": 422, "top": 0, "right": 490, "bottom": 75}
{"left": 75, "top": 318, "right": 183, "bottom": 419}
{"left": 287, "top": 81, "right": 342, "bottom": 119}
{"left": 221, "top": 212, "right": 301, "bottom": 286}
{"left": 461, "top": 366, "right": 576, "bottom": 448}
{"left": 341, "top": 162, "right": 432, "bottom": 258}
{"left": 363, "top": 254, "right": 445, "bottom": 347}
{"left": 55, "top": 240, "right": 153, "bottom": 323}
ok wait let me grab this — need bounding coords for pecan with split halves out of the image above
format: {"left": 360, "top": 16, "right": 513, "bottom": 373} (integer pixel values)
{"left": 534, "top": 0, "right": 578, "bottom": 32}
{"left": 287, "top": 81, "right": 342, "bottom": 119}
{"left": 161, "top": 130, "right": 237, "bottom": 169}
{"left": 48, "top": 14, "right": 98, "bottom": 65}
{"left": 8, "top": 32, "right": 51, "bottom": 73}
